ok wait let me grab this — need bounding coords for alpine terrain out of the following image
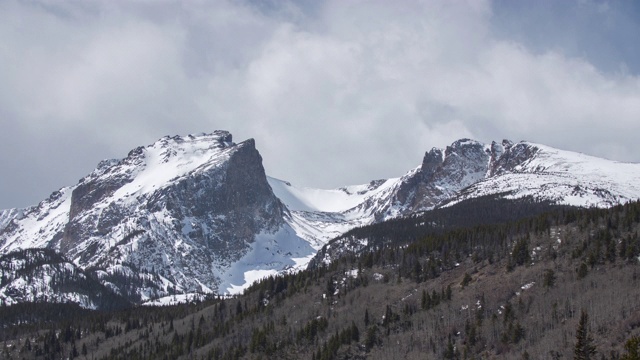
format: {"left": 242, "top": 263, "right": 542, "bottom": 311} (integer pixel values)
{"left": 1, "top": 132, "right": 639, "bottom": 308}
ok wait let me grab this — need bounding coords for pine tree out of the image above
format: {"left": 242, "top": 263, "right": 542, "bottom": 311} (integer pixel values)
{"left": 543, "top": 269, "right": 556, "bottom": 288}
{"left": 236, "top": 300, "right": 243, "bottom": 315}
{"left": 364, "top": 308, "right": 370, "bottom": 326}
{"left": 574, "top": 310, "right": 596, "bottom": 360}
{"left": 577, "top": 262, "right": 589, "bottom": 280}
{"left": 364, "top": 326, "right": 378, "bottom": 351}
{"left": 621, "top": 336, "right": 640, "bottom": 360}
{"left": 461, "top": 272, "right": 472, "bottom": 287}
{"left": 444, "top": 334, "right": 455, "bottom": 360}
{"left": 350, "top": 321, "right": 360, "bottom": 342}
{"left": 512, "top": 238, "right": 530, "bottom": 266}
{"left": 382, "top": 305, "right": 392, "bottom": 327}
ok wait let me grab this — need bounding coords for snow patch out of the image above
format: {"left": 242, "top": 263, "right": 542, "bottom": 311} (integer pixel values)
{"left": 219, "top": 224, "right": 315, "bottom": 295}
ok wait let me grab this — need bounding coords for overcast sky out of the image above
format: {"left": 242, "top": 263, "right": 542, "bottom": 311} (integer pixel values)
{"left": 1, "top": 0, "right": 640, "bottom": 209}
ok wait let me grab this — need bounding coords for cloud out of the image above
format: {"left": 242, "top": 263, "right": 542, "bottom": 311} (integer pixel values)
{"left": 1, "top": 0, "right": 639, "bottom": 208}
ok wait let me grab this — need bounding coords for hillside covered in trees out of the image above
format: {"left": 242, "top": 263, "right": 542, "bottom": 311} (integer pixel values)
{"left": 2, "top": 199, "right": 640, "bottom": 359}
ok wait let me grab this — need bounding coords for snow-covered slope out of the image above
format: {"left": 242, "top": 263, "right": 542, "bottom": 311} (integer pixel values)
{"left": 267, "top": 176, "right": 405, "bottom": 246}
{"left": 0, "top": 131, "right": 314, "bottom": 301}
{"left": 0, "top": 133, "right": 639, "bottom": 306}
{"left": 273, "top": 139, "right": 640, "bottom": 223}
{"left": 446, "top": 141, "right": 640, "bottom": 208}
{"left": 268, "top": 177, "right": 399, "bottom": 213}
{"left": 0, "top": 248, "right": 129, "bottom": 309}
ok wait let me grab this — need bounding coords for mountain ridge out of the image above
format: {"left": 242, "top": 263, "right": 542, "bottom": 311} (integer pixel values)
{"left": 3, "top": 200, "right": 640, "bottom": 359}
{"left": 1, "top": 131, "right": 639, "bottom": 306}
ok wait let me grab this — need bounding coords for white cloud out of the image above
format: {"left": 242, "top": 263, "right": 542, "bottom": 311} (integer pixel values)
{"left": 1, "top": 0, "right": 639, "bottom": 208}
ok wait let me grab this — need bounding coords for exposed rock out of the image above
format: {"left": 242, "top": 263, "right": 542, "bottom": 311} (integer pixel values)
{"left": 2, "top": 133, "right": 640, "bottom": 307}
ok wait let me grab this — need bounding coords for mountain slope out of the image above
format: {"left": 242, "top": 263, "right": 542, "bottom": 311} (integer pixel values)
{"left": 0, "top": 248, "right": 129, "bottom": 310}
{"left": 449, "top": 141, "right": 640, "bottom": 207}
{"left": 3, "top": 201, "right": 640, "bottom": 359}
{"left": 271, "top": 139, "right": 640, "bottom": 253}
{"left": 0, "top": 132, "right": 314, "bottom": 301}
{"left": 0, "top": 133, "right": 639, "bottom": 305}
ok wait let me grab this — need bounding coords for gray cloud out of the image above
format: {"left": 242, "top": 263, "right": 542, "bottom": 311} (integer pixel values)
{"left": 1, "top": 0, "right": 639, "bottom": 209}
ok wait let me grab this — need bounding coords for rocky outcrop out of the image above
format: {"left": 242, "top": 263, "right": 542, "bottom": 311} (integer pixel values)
{"left": 1, "top": 131, "right": 292, "bottom": 301}
{"left": 392, "top": 139, "right": 491, "bottom": 212}
{"left": 2, "top": 132, "right": 640, "bottom": 306}
{"left": 489, "top": 140, "right": 539, "bottom": 176}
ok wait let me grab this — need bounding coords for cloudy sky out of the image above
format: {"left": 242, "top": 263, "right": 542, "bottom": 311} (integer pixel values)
{"left": 1, "top": 0, "right": 640, "bottom": 209}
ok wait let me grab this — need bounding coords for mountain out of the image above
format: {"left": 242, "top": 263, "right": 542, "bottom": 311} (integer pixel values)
{"left": 447, "top": 140, "right": 640, "bottom": 206}
{"left": 272, "top": 138, "right": 640, "bottom": 246}
{"left": 3, "top": 201, "right": 640, "bottom": 359}
{"left": 0, "top": 132, "right": 314, "bottom": 303}
{"left": 0, "top": 248, "right": 129, "bottom": 310}
{"left": 0, "top": 132, "right": 639, "bottom": 306}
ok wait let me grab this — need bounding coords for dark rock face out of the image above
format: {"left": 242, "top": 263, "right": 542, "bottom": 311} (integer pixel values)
{"left": 421, "top": 148, "right": 444, "bottom": 182}
{"left": 4, "top": 133, "right": 636, "bottom": 306}
{"left": 62, "top": 179, "right": 128, "bottom": 253}
{"left": 489, "top": 141, "right": 539, "bottom": 176}
{"left": 62, "top": 151, "right": 141, "bottom": 253}
{"left": 393, "top": 139, "right": 491, "bottom": 212}
{"left": 144, "top": 139, "right": 285, "bottom": 261}
{"left": 218, "top": 139, "right": 285, "bottom": 237}
{"left": 46, "top": 132, "right": 288, "bottom": 298}
{"left": 440, "top": 139, "right": 490, "bottom": 186}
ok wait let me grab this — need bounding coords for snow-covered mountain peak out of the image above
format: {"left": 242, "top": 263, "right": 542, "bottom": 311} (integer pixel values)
{"left": 448, "top": 139, "right": 640, "bottom": 208}
{"left": 447, "top": 138, "right": 485, "bottom": 150}
{"left": 1, "top": 131, "right": 313, "bottom": 301}
{"left": 75, "top": 131, "right": 248, "bottom": 208}
{"left": 488, "top": 140, "right": 623, "bottom": 175}
{"left": 443, "top": 138, "right": 490, "bottom": 158}
{"left": 1, "top": 133, "right": 639, "bottom": 306}
{"left": 150, "top": 131, "right": 236, "bottom": 157}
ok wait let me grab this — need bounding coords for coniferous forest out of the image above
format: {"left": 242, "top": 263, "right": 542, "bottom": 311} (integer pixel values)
{"left": 2, "top": 199, "right": 640, "bottom": 359}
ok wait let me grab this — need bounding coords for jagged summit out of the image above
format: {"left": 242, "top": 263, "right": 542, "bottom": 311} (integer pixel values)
{"left": 0, "top": 131, "right": 313, "bottom": 304}
{"left": 451, "top": 139, "right": 640, "bottom": 207}
{"left": 273, "top": 137, "right": 640, "bottom": 246}
{"left": 1, "top": 132, "right": 639, "bottom": 307}
{"left": 80, "top": 131, "right": 240, "bottom": 201}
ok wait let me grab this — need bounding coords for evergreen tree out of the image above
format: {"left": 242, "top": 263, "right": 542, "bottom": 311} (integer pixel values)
{"left": 577, "top": 262, "right": 589, "bottom": 280}
{"left": 350, "top": 321, "right": 360, "bottom": 342}
{"left": 235, "top": 300, "right": 243, "bottom": 315}
{"left": 543, "top": 269, "right": 556, "bottom": 288}
{"left": 364, "top": 308, "right": 370, "bottom": 326}
{"left": 621, "top": 336, "right": 640, "bottom": 360}
{"left": 574, "top": 310, "right": 596, "bottom": 360}
{"left": 364, "top": 326, "right": 378, "bottom": 351}
{"left": 512, "top": 238, "right": 530, "bottom": 266}
{"left": 383, "top": 305, "right": 392, "bottom": 327}
{"left": 444, "top": 334, "right": 455, "bottom": 360}
{"left": 461, "top": 273, "right": 472, "bottom": 287}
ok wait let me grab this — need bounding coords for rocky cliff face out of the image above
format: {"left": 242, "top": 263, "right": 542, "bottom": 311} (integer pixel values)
{"left": 61, "top": 133, "right": 285, "bottom": 262}
{"left": 1, "top": 133, "right": 639, "bottom": 306}
{"left": 392, "top": 139, "right": 491, "bottom": 212}
{"left": 0, "top": 132, "right": 300, "bottom": 302}
{"left": 274, "top": 138, "right": 640, "bottom": 248}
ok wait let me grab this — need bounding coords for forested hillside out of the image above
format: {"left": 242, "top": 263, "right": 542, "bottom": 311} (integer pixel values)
{"left": 2, "top": 200, "right": 640, "bottom": 359}
{"left": 309, "top": 195, "right": 571, "bottom": 267}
